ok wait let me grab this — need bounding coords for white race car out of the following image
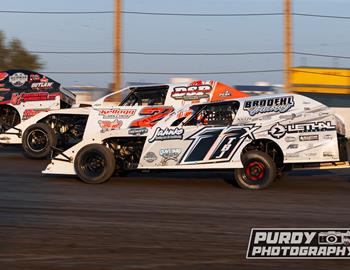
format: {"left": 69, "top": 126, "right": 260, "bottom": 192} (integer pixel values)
{"left": 0, "top": 79, "right": 247, "bottom": 159}
{"left": 43, "top": 92, "right": 349, "bottom": 190}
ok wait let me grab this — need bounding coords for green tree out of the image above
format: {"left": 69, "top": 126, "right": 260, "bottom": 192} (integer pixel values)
{"left": 0, "top": 31, "right": 43, "bottom": 70}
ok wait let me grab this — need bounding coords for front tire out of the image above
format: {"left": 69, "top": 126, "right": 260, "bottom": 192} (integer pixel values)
{"left": 22, "top": 123, "right": 57, "bottom": 159}
{"left": 234, "top": 150, "right": 277, "bottom": 190}
{"left": 74, "top": 144, "right": 115, "bottom": 184}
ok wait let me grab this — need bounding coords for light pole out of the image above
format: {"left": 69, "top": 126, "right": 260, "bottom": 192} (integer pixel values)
{"left": 284, "top": 0, "right": 293, "bottom": 92}
{"left": 114, "top": 0, "right": 122, "bottom": 100}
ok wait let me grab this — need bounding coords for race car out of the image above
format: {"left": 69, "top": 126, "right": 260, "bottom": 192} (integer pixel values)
{"left": 0, "top": 79, "right": 248, "bottom": 158}
{"left": 0, "top": 70, "right": 75, "bottom": 131}
{"left": 0, "top": 70, "right": 92, "bottom": 158}
{"left": 43, "top": 93, "right": 349, "bottom": 189}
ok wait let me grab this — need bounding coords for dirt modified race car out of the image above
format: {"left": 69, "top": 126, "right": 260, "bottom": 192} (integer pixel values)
{"left": 0, "top": 79, "right": 248, "bottom": 159}
{"left": 0, "top": 70, "right": 75, "bottom": 131}
{"left": 0, "top": 70, "right": 92, "bottom": 158}
{"left": 43, "top": 92, "right": 349, "bottom": 189}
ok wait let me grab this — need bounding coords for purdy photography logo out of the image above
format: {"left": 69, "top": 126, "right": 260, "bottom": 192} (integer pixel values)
{"left": 247, "top": 229, "right": 350, "bottom": 259}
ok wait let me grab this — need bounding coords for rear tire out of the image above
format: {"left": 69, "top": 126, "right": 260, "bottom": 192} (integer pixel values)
{"left": 74, "top": 144, "right": 115, "bottom": 184}
{"left": 22, "top": 123, "right": 57, "bottom": 159}
{"left": 234, "top": 150, "right": 276, "bottom": 190}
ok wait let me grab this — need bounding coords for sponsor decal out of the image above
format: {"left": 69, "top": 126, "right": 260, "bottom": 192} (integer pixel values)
{"left": 29, "top": 74, "right": 41, "bottom": 82}
{"left": 279, "top": 114, "right": 295, "bottom": 120}
{"left": 219, "top": 90, "right": 232, "bottom": 97}
{"left": 176, "top": 110, "right": 192, "bottom": 120}
{"left": 99, "top": 108, "right": 136, "bottom": 119}
{"left": 0, "top": 72, "right": 8, "bottom": 81}
{"left": 128, "top": 127, "right": 148, "bottom": 136}
{"left": 300, "top": 135, "right": 319, "bottom": 141}
{"left": 285, "top": 136, "right": 297, "bottom": 142}
{"left": 40, "top": 76, "right": 49, "bottom": 82}
{"left": 268, "top": 123, "right": 287, "bottom": 139}
{"left": 285, "top": 153, "right": 299, "bottom": 158}
{"left": 22, "top": 109, "right": 49, "bottom": 120}
{"left": 243, "top": 96, "right": 294, "bottom": 116}
{"left": 171, "top": 84, "right": 212, "bottom": 101}
{"left": 323, "top": 151, "right": 334, "bottom": 157}
{"left": 323, "top": 134, "right": 333, "bottom": 140}
{"left": 247, "top": 228, "right": 350, "bottom": 259}
{"left": 98, "top": 119, "right": 122, "bottom": 133}
{"left": 148, "top": 127, "right": 184, "bottom": 143}
{"left": 268, "top": 121, "right": 335, "bottom": 139}
{"left": 287, "top": 144, "right": 298, "bottom": 150}
{"left": 144, "top": 152, "right": 157, "bottom": 163}
{"left": 9, "top": 72, "right": 28, "bottom": 87}
{"left": 236, "top": 117, "right": 253, "bottom": 124}
{"left": 159, "top": 148, "right": 182, "bottom": 165}
{"left": 31, "top": 82, "right": 54, "bottom": 90}
{"left": 8, "top": 92, "right": 58, "bottom": 105}
{"left": 305, "top": 152, "right": 317, "bottom": 157}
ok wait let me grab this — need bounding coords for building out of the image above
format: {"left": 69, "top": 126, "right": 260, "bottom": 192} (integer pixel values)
{"left": 291, "top": 67, "right": 350, "bottom": 108}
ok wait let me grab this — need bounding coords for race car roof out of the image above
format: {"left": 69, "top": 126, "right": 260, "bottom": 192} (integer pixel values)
{"left": 0, "top": 70, "right": 60, "bottom": 90}
{"left": 0, "top": 70, "right": 76, "bottom": 103}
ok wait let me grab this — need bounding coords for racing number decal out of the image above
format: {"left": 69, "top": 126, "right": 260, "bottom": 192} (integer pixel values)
{"left": 130, "top": 106, "right": 174, "bottom": 128}
{"left": 183, "top": 127, "right": 224, "bottom": 162}
{"left": 181, "top": 125, "right": 260, "bottom": 164}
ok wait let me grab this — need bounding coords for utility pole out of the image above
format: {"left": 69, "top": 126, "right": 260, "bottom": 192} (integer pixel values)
{"left": 284, "top": 0, "right": 292, "bottom": 92}
{"left": 114, "top": 0, "right": 122, "bottom": 100}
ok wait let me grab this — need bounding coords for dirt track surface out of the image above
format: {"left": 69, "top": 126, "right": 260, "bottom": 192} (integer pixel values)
{"left": 0, "top": 145, "right": 350, "bottom": 270}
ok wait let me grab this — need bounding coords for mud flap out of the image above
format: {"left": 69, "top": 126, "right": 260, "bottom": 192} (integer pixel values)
{"left": 338, "top": 135, "right": 349, "bottom": 162}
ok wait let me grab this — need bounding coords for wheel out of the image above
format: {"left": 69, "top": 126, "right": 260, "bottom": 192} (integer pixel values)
{"left": 234, "top": 150, "right": 277, "bottom": 190}
{"left": 22, "top": 123, "right": 57, "bottom": 159}
{"left": 74, "top": 144, "right": 115, "bottom": 184}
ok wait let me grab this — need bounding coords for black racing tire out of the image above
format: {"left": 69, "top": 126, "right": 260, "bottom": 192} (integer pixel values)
{"left": 234, "top": 150, "right": 277, "bottom": 190}
{"left": 22, "top": 123, "right": 57, "bottom": 159}
{"left": 74, "top": 144, "right": 115, "bottom": 184}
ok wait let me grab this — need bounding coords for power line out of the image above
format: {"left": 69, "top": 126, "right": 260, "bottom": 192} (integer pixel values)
{"left": 122, "top": 69, "right": 283, "bottom": 75}
{"left": 40, "top": 69, "right": 350, "bottom": 77}
{"left": 29, "top": 51, "right": 112, "bottom": 54}
{"left": 122, "top": 51, "right": 283, "bottom": 56}
{"left": 25, "top": 50, "right": 350, "bottom": 60}
{"left": 27, "top": 50, "right": 284, "bottom": 56}
{"left": 41, "top": 69, "right": 283, "bottom": 75}
{"left": 0, "top": 10, "right": 282, "bottom": 16}
{"left": 294, "top": 13, "right": 350, "bottom": 20}
{"left": 123, "top": 51, "right": 282, "bottom": 56}
{"left": 294, "top": 52, "right": 350, "bottom": 59}
{"left": 0, "top": 10, "right": 113, "bottom": 14}
{"left": 122, "top": 11, "right": 283, "bottom": 17}
{"left": 0, "top": 9, "right": 350, "bottom": 20}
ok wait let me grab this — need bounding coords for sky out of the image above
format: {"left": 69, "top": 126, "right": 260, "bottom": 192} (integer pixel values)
{"left": 0, "top": 0, "right": 350, "bottom": 88}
